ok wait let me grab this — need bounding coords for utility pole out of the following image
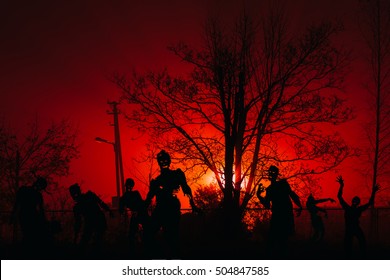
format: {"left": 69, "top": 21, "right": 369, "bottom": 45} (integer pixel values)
{"left": 107, "top": 101, "right": 125, "bottom": 200}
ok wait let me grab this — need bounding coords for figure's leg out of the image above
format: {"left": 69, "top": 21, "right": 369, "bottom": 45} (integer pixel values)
{"left": 139, "top": 212, "right": 151, "bottom": 257}
{"left": 355, "top": 227, "right": 367, "bottom": 257}
{"left": 267, "top": 218, "right": 289, "bottom": 258}
{"left": 311, "top": 225, "right": 320, "bottom": 242}
{"left": 279, "top": 233, "right": 289, "bottom": 258}
{"left": 266, "top": 219, "right": 277, "bottom": 257}
{"left": 19, "top": 220, "right": 36, "bottom": 257}
{"left": 144, "top": 210, "right": 162, "bottom": 258}
{"left": 344, "top": 229, "right": 353, "bottom": 258}
{"left": 318, "top": 227, "right": 325, "bottom": 242}
{"left": 128, "top": 216, "right": 139, "bottom": 256}
{"left": 78, "top": 226, "right": 93, "bottom": 257}
{"left": 93, "top": 229, "right": 106, "bottom": 257}
{"left": 318, "top": 218, "right": 325, "bottom": 242}
{"left": 163, "top": 208, "right": 181, "bottom": 258}
{"left": 92, "top": 216, "right": 108, "bottom": 256}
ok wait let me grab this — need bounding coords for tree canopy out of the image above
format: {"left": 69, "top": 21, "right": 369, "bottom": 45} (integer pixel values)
{"left": 114, "top": 10, "right": 355, "bottom": 214}
{"left": 0, "top": 118, "right": 79, "bottom": 209}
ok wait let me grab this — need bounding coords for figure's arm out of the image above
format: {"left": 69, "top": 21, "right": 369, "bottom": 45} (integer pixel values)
{"left": 178, "top": 169, "right": 201, "bottom": 213}
{"left": 360, "top": 184, "right": 380, "bottom": 211}
{"left": 73, "top": 207, "right": 81, "bottom": 244}
{"left": 314, "top": 198, "right": 336, "bottom": 205}
{"left": 118, "top": 196, "right": 125, "bottom": 215}
{"left": 95, "top": 193, "right": 113, "bottom": 217}
{"left": 257, "top": 184, "right": 270, "bottom": 209}
{"left": 317, "top": 206, "right": 327, "bottom": 213}
{"left": 37, "top": 194, "right": 46, "bottom": 221}
{"left": 145, "top": 179, "right": 157, "bottom": 208}
{"left": 318, "top": 205, "right": 329, "bottom": 218}
{"left": 132, "top": 191, "right": 147, "bottom": 213}
{"left": 337, "top": 176, "right": 349, "bottom": 209}
{"left": 290, "top": 190, "right": 302, "bottom": 209}
{"left": 97, "top": 196, "right": 111, "bottom": 212}
{"left": 283, "top": 180, "right": 302, "bottom": 216}
{"left": 290, "top": 190, "right": 303, "bottom": 216}
{"left": 9, "top": 190, "right": 21, "bottom": 224}
{"left": 178, "top": 170, "right": 193, "bottom": 198}
{"left": 316, "top": 197, "right": 335, "bottom": 217}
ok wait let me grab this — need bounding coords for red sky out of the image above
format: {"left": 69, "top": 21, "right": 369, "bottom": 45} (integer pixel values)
{"left": 1, "top": 0, "right": 388, "bottom": 206}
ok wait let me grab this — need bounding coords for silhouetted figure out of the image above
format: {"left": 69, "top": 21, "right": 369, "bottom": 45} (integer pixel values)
{"left": 10, "top": 177, "right": 49, "bottom": 255}
{"left": 257, "top": 165, "right": 302, "bottom": 257}
{"left": 119, "top": 178, "right": 149, "bottom": 256}
{"left": 144, "top": 150, "right": 199, "bottom": 258}
{"left": 337, "top": 176, "right": 379, "bottom": 258}
{"left": 69, "top": 183, "right": 113, "bottom": 255}
{"left": 306, "top": 194, "right": 335, "bottom": 242}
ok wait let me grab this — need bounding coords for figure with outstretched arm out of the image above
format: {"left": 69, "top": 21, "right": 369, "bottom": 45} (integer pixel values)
{"left": 336, "top": 175, "right": 379, "bottom": 258}
{"left": 69, "top": 183, "right": 113, "bottom": 255}
{"left": 144, "top": 150, "right": 200, "bottom": 258}
{"left": 256, "top": 165, "right": 302, "bottom": 257}
{"left": 306, "top": 194, "right": 335, "bottom": 242}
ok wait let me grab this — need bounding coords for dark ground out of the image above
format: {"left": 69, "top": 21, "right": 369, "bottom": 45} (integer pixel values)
{"left": 1, "top": 209, "right": 389, "bottom": 260}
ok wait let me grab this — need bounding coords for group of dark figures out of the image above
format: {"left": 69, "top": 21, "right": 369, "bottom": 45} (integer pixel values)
{"left": 256, "top": 166, "right": 379, "bottom": 258}
{"left": 9, "top": 150, "right": 199, "bottom": 258}
{"left": 9, "top": 150, "right": 380, "bottom": 259}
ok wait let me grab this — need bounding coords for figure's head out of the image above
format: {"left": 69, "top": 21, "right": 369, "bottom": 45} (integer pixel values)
{"left": 125, "top": 178, "right": 135, "bottom": 191}
{"left": 157, "top": 150, "right": 171, "bottom": 169}
{"left": 352, "top": 196, "right": 360, "bottom": 207}
{"left": 69, "top": 183, "right": 82, "bottom": 201}
{"left": 33, "top": 177, "right": 48, "bottom": 192}
{"left": 268, "top": 165, "right": 279, "bottom": 181}
{"left": 307, "top": 194, "right": 314, "bottom": 203}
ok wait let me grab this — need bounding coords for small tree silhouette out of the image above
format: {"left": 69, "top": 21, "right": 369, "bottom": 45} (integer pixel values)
{"left": 0, "top": 118, "right": 79, "bottom": 210}
{"left": 193, "top": 184, "right": 223, "bottom": 210}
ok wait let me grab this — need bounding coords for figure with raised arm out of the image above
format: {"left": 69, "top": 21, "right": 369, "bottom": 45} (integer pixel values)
{"left": 257, "top": 165, "right": 302, "bottom": 257}
{"left": 306, "top": 194, "right": 335, "bottom": 242}
{"left": 144, "top": 150, "right": 200, "bottom": 258}
{"left": 336, "top": 175, "right": 379, "bottom": 257}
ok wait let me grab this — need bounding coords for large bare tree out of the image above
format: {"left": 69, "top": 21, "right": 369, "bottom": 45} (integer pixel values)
{"left": 359, "top": 0, "right": 390, "bottom": 200}
{"left": 0, "top": 118, "right": 79, "bottom": 210}
{"left": 114, "top": 8, "right": 354, "bottom": 222}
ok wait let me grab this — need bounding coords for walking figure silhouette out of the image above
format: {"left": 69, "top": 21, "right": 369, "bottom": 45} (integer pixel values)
{"left": 10, "top": 177, "right": 50, "bottom": 256}
{"left": 69, "top": 183, "right": 113, "bottom": 256}
{"left": 257, "top": 165, "right": 302, "bottom": 257}
{"left": 119, "top": 178, "right": 149, "bottom": 257}
{"left": 306, "top": 194, "right": 335, "bottom": 242}
{"left": 144, "top": 150, "right": 199, "bottom": 258}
